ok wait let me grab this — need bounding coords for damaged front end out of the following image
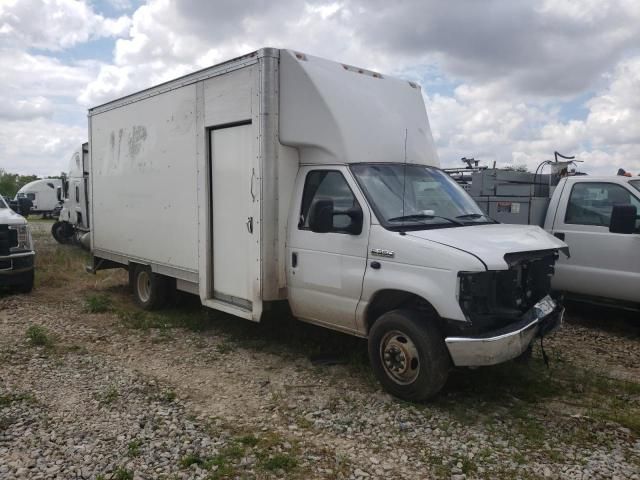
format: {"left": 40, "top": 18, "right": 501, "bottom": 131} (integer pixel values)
{"left": 445, "top": 249, "right": 564, "bottom": 367}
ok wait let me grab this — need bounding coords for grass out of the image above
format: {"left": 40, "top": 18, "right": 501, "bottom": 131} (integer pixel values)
{"left": 176, "top": 432, "right": 301, "bottom": 478}
{"left": 260, "top": 453, "right": 298, "bottom": 472}
{"left": 85, "top": 293, "right": 112, "bottom": 313}
{"left": 127, "top": 439, "right": 142, "bottom": 457}
{"left": 97, "top": 385, "right": 120, "bottom": 405}
{"left": 0, "top": 392, "right": 35, "bottom": 407}
{"left": 26, "top": 325, "right": 53, "bottom": 347}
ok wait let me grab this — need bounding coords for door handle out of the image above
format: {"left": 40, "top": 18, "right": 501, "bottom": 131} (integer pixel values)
{"left": 554, "top": 232, "right": 565, "bottom": 241}
{"left": 246, "top": 216, "right": 253, "bottom": 234}
{"left": 291, "top": 252, "right": 298, "bottom": 268}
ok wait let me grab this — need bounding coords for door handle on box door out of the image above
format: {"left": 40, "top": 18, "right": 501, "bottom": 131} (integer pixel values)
{"left": 246, "top": 216, "right": 253, "bottom": 234}
{"left": 292, "top": 252, "right": 298, "bottom": 268}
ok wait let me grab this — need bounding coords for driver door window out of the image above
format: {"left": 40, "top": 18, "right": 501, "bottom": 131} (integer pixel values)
{"left": 299, "top": 170, "right": 359, "bottom": 233}
{"left": 565, "top": 182, "right": 640, "bottom": 230}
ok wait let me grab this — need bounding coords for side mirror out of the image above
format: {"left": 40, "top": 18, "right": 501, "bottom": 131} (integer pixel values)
{"left": 339, "top": 204, "right": 363, "bottom": 235}
{"left": 308, "top": 198, "right": 334, "bottom": 233}
{"left": 308, "top": 199, "right": 364, "bottom": 235}
{"left": 609, "top": 204, "right": 637, "bottom": 234}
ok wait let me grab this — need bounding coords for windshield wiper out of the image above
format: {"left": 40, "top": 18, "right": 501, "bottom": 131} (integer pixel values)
{"left": 388, "top": 214, "right": 464, "bottom": 226}
{"left": 455, "top": 212, "right": 497, "bottom": 223}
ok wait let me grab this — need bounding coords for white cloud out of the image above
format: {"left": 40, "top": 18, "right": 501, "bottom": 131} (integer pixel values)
{"left": 0, "top": 118, "right": 85, "bottom": 175}
{"left": 0, "top": 0, "right": 130, "bottom": 51}
{"left": 2, "top": 0, "right": 640, "bottom": 179}
{"left": 430, "top": 55, "right": 640, "bottom": 175}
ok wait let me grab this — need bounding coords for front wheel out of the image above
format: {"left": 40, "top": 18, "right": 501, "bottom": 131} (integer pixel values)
{"left": 132, "top": 264, "right": 169, "bottom": 310}
{"left": 51, "top": 221, "right": 71, "bottom": 244}
{"left": 368, "top": 309, "right": 451, "bottom": 401}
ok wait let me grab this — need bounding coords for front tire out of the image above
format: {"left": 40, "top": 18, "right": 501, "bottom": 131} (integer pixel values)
{"left": 51, "top": 221, "right": 71, "bottom": 244}
{"left": 132, "top": 264, "right": 169, "bottom": 310}
{"left": 368, "top": 309, "right": 451, "bottom": 401}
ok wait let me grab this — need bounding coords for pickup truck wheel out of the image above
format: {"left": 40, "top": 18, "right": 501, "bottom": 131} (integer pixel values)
{"left": 132, "top": 265, "right": 168, "bottom": 310}
{"left": 14, "top": 271, "right": 34, "bottom": 294}
{"left": 368, "top": 309, "right": 451, "bottom": 401}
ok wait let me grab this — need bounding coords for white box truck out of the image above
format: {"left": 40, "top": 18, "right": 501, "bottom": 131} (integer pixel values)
{"left": 87, "top": 48, "right": 568, "bottom": 400}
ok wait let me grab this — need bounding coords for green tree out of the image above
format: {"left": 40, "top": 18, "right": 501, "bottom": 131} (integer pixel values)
{"left": 0, "top": 169, "right": 39, "bottom": 198}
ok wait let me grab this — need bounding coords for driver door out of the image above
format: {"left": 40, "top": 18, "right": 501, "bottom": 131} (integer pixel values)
{"left": 551, "top": 180, "right": 640, "bottom": 302}
{"left": 286, "top": 166, "right": 370, "bottom": 333}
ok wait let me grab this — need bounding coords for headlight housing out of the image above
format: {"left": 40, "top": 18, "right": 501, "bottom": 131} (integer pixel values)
{"left": 10, "top": 224, "right": 32, "bottom": 252}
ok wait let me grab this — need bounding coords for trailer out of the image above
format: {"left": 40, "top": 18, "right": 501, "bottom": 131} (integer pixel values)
{"left": 86, "top": 48, "right": 567, "bottom": 401}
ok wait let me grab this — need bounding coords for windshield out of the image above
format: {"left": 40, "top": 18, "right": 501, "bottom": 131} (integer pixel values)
{"left": 350, "top": 163, "right": 490, "bottom": 229}
{"left": 631, "top": 180, "right": 640, "bottom": 193}
{"left": 0, "top": 196, "right": 7, "bottom": 209}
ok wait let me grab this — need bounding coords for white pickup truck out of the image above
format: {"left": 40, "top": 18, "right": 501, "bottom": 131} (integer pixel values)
{"left": 0, "top": 195, "right": 35, "bottom": 292}
{"left": 545, "top": 175, "right": 640, "bottom": 308}
{"left": 468, "top": 169, "right": 640, "bottom": 309}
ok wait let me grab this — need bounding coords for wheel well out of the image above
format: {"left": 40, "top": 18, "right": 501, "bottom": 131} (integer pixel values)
{"left": 365, "top": 289, "right": 440, "bottom": 334}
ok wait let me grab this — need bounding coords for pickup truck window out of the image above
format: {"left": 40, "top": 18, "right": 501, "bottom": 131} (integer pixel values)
{"left": 631, "top": 180, "right": 640, "bottom": 193}
{"left": 565, "top": 182, "right": 640, "bottom": 228}
{"left": 299, "top": 170, "right": 359, "bottom": 233}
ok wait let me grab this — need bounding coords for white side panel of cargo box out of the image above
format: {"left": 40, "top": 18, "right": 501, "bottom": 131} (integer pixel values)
{"left": 90, "top": 84, "right": 199, "bottom": 277}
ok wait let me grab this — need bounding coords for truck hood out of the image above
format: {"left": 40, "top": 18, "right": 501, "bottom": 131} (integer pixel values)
{"left": 0, "top": 207, "right": 27, "bottom": 226}
{"left": 407, "top": 224, "right": 568, "bottom": 270}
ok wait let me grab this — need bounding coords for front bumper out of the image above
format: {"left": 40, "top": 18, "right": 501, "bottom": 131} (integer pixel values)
{"left": 444, "top": 295, "right": 563, "bottom": 367}
{"left": 0, "top": 251, "right": 35, "bottom": 285}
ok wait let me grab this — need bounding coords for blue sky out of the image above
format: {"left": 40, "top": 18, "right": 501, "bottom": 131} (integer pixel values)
{"left": 1, "top": 0, "right": 640, "bottom": 177}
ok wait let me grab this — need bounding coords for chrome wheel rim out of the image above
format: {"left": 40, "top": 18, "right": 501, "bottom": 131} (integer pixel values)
{"left": 379, "top": 330, "right": 420, "bottom": 385}
{"left": 137, "top": 271, "right": 151, "bottom": 303}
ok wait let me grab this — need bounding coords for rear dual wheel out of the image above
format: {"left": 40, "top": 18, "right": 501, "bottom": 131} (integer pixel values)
{"left": 131, "top": 264, "right": 171, "bottom": 310}
{"left": 368, "top": 309, "right": 451, "bottom": 401}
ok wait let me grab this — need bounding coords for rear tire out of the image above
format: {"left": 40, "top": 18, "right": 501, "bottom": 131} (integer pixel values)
{"left": 368, "top": 309, "right": 451, "bottom": 401}
{"left": 14, "top": 270, "right": 34, "bottom": 294}
{"left": 132, "top": 264, "right": 169, "bottom": 310}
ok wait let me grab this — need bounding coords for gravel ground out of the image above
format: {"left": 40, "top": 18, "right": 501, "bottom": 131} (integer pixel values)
{"left": 0, "top": 221, "right": 639, "bottom": 479}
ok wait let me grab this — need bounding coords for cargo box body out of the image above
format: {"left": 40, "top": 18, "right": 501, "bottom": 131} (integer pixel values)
{"left": 88, "top": 48, "right": 436, "bottom": 321}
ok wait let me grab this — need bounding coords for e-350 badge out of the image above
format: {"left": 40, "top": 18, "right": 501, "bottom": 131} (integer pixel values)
{"left": 371, "top": 248, "right": 394, "bottom": 258}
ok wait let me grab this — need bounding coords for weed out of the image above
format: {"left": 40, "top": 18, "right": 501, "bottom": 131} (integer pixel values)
{"left": 216, "top": 342, "right": 235, "bottom": 354}
{"left": 162, "top": 390, "right": 177, "bottom": 403}
{"left": 97, "top": 385, "right": 119, "bottom": 405}
{"left": 237, "top": 434, "right": 260, "bottom": 447}
{"left": 0, "top": 392, "right": 35, "bottom": 406}
{"left": 112, "top": 467, "right": 134, "bottom": 480}
{"left": 259, "top": 453, "right": 298, "bottom": 472}
{"left": 26, "top": 325, "right": 53, "bottom": 347}
{"left": 127, "top": 439, "right": 142, "bottom": 457}
{"left": 180, "top": 454, "right": 204, "bottom": 468}
{"left": 85, "top": 293, "right": 112, "bottom": 313}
